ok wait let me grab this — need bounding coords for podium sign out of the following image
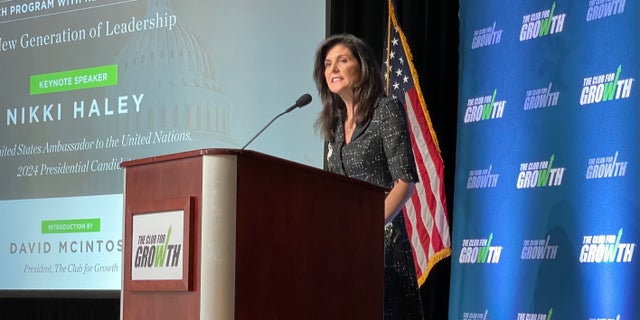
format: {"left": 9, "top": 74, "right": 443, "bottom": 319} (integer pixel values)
{"left": 132, "top": 210, "right": 184, "bottom": 280}
{"left": 128, "top": 197, "right": 193, "bottom": 292}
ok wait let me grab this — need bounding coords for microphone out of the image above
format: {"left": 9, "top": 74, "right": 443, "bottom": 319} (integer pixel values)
{"left": 241, "top": 93, "right": 313, "bottom": 150}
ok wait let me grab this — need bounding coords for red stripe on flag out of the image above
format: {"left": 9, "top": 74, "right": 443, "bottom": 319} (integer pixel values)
{"left": 405, "top": 88, "right": 443, "bottom": 249}
{"left": 408, "top": 198, "right": 428, "bottom": 277}
{"left": 406, "top": 89, "right": 449, "bottom": 235}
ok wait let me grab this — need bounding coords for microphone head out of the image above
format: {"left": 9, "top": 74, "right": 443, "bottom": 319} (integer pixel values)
{"left": 295, "top": 93, "right": 312, "bottom": 108}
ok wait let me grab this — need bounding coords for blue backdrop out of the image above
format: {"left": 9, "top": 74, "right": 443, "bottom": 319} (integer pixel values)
{"left": 451, "top": 1, "right": 639, "bottom": 319}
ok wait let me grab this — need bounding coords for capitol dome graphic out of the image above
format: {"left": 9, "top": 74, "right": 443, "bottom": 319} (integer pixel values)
{"left": 108, "top": 0, "right": 235, "bottom": 152}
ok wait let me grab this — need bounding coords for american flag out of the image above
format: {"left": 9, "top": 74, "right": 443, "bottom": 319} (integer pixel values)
{"left": 383, "top": 0, "right": 451, "bottom": 286}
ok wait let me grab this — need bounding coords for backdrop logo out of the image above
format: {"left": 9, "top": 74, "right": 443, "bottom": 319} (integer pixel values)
{"left": 580, "top": 228, "right": 636, "bottom": 263}
{"left": 587, "top": 0, "right": 626, "bottom": 21}
{"left": 467, "top": 165, "right": 499, "bottom": 189}
{"left": 464, "top": 89, "right": 506, "bottom": 123}
{"left": 471, "top": 22, "right": 503, "bottom": 49}
{"left": 524, "top": 82, "right": 560, "bottom": 111}
{"left": 521, "top": 236, "right": 559, "bottom": 260}
{"left": 134, "top": 226, "right": 181, "bottom": 269}
{"left": 459, "top": 234, "right": 503, "bottom": 264}
{"left": 586, "top": 151, "right": 628, "bottom": 179}
{"left": 517, "top": 155, "right": 566, "bottom": 189}
{"left": 520, "top": 2, "right": 566, "bottom": 41}
{"left": 517, "top": 308, "right": 553, "bottom": 320}
{"left": 580, "top": 65, "right": 635, "bottom": 106}
{"left": 463, "top": 310, "right": 488, "bottom": 320}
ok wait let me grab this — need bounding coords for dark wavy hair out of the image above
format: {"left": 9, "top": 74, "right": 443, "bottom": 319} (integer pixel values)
{"left": 313, "top": 34, "right": 385, "bottom": 142}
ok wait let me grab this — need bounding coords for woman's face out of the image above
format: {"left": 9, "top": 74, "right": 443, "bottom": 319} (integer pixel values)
{"left": 323, "top": 43, "right": 361, "bottom": 98}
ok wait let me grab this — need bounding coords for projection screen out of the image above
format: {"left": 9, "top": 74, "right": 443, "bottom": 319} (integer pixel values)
{"left": 0, "top": 0, "right": 325, "bottom": 292}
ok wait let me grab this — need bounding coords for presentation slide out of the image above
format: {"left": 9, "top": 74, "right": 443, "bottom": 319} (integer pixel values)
{"left": 0, "top": 0, "right": 325, "bottom": 291}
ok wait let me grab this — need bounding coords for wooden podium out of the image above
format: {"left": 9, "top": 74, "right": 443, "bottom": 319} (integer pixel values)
{"left": 120, "top": 149, "right": 385, "bottom": 319}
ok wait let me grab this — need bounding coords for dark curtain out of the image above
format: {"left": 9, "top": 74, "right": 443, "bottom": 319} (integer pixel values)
{"left": 0, "top": 297, "right": 120, "bottom": 320}
{"left": 329, "top": 0, "right": 458, "bottom": 319}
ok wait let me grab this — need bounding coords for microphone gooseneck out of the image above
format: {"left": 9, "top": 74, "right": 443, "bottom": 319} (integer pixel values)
{"left": 241, "top": 93, "right": 313, "bottom": 150}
